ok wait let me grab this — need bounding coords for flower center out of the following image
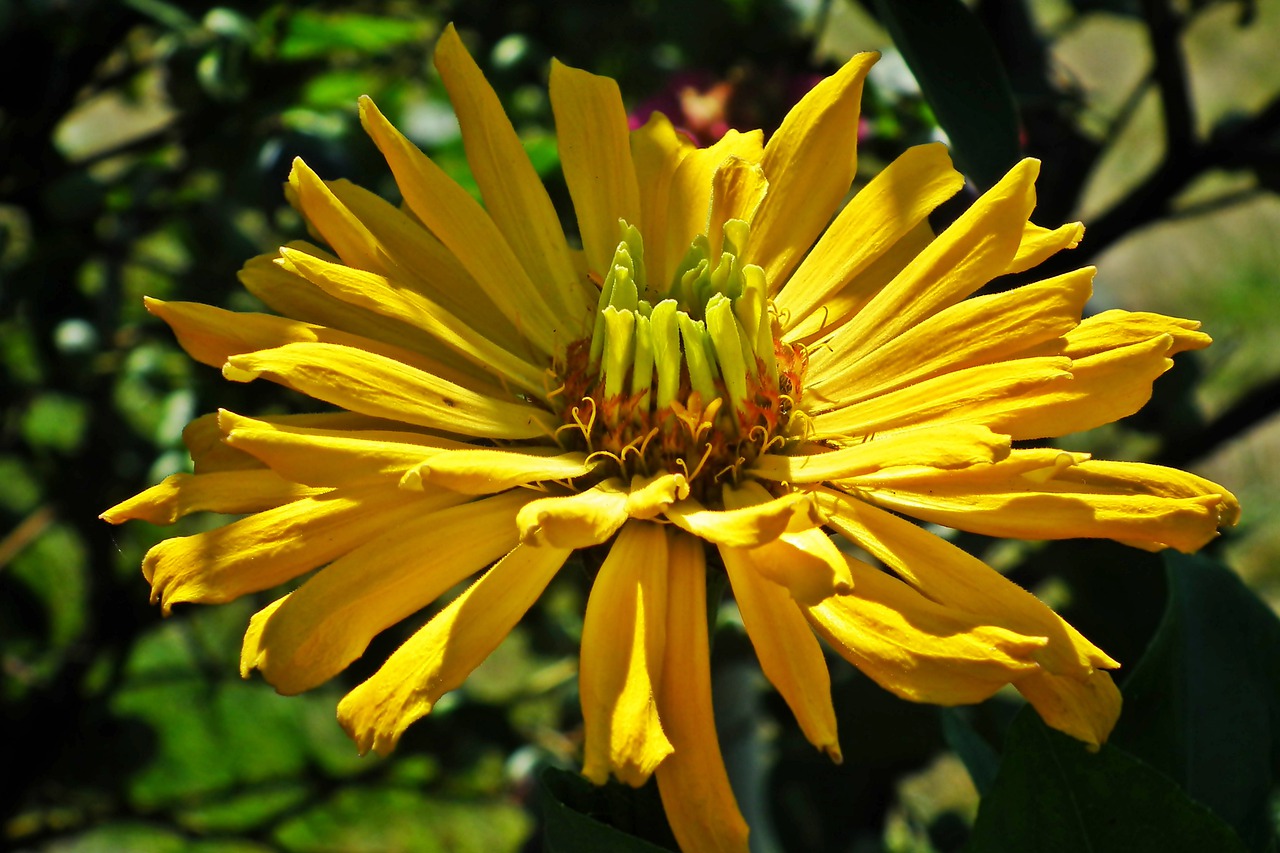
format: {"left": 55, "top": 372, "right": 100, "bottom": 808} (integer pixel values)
{"left": 551, "top": 221, "right": 808, "bottom": 505}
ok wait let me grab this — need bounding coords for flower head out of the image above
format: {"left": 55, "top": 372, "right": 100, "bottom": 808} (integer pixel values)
{"left": 103, "top": 24, "right": 1238, "bottom": 852}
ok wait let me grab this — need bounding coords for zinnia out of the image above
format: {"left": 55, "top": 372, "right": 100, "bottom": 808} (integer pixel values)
{"left": 103, "top": 24, "right": 1238, "bottom": 852}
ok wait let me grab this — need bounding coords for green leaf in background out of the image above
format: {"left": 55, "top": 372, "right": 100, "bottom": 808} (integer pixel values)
{"left": 939, "top": 708, "right": 999, "bottom": 796}
{"left": 1112, "top": 553, "right": 1280, "bottom": 852}
{"left": 967, "top": 708, "right": 1248, "bottom": 853}
{"left": 539, "top": 767, "right": 676, "bottom": 852}
{"left": 278, "top": 11, "right": 435, "bottom": 61}
{"left": 873, "top": 0, "right": 1021, "bottom": 190}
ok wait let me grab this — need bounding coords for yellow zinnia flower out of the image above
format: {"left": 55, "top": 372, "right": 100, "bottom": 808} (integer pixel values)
{"left": 102, "top": 25, "right": 1239, "bottom": 852}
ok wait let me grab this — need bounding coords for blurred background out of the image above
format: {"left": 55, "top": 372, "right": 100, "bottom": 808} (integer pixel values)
{"left": 2, "top": 1, "right": 1278, "bottom": 850}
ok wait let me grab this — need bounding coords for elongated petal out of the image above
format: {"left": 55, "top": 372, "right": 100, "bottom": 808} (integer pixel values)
{"left": 404, "top": 448, "right": 596, "bottom": 495}
{"left": 550, "top": 59, "right": 641, "bottom": 276}
{"left": 629, "top": 112, "right": 692, "bottom": 290}
{"left": 808, "top": 267, "right": 1093, "bottom": 406}
{"left": 1015, "top": 668, "right": 1122, "bottom": 748}
{"left": 358, "top": 96, "right": 565, "bottom": 356}
{"left": 145, "top": 297, "right": 491, "bottom": 395}
{"left": 809, "top": 158, "right": 1041, "bottom": 380}
{"left": 808, "top": 558, "right": 1047, "bottom": 704}
{"left": 659, "top": 130, "right": 764, "bottom": 289}
{"left": 337, "top": 542, "right": 572, "bottom": 755}
{"left": 223, "top": 342, "right": 557, "bottom": 440}
{"left": 864, "top": 479, "right": 1228, "bottom": 553}
{"left": 245, "top": 490, "right": 531, "bottom": 695}
{"left": 1005, "top": 220, "right": 1084, "bottom": 275}
{"left": 663, "top": 488, "right": 821, "bottom": 548}
{"left": 238, "top": 246, "right": 467, "bottom": 362}
{"left": 1061, "top": 309, "right": 1211, "bottom": 358}
{"left": 435, "top": 26, "right": 586, "bottom": 322}
{"left": 101, "top": 470, "right": 322, "bottom": 525}
{"left": 277, "top": 248, "right": 545, "bottom": 395}
{"left": 1058, "top": 460, "right": 1240, "bottom": 527}
{"left": 707, "top": 156, "right": 768, "bottom": 258}
{"left": 655, "top": 531, "right": 750, "bottom": 853}
{"left": 287, "top": 156, "right": 387, "bottom": 275}
{"left": 777, "top": 142, "right": 962, "bottom": 332}
{"left": 143, "top": 483, "right": 462, "bottom": 614}
{"left": 810, "top": 357, "right": 1073, "bottom": 437}
{"left": 747, "top": 51, "right": 878, "bottom": 290}
{"left": 517, "top": 480, "right": 629, "bottom": 548}
{"left": 580, "top": 521, "right": 673, "bottom": 786}
{"left": 722, "top": 546, "right": 840, "bottom": 760}
{"left": 324, "top": 178, "right": 520, "bottom": 346}
{"left": 983, "top": 335, "right": 1175, "bottom": 440}
{"left": 752, "top": 425, "right": 1010, "bottom": 483}
{"left": 183, "top": 412, "right": 263, "bottom": 473}
{"left": 814, "top": 487, "right": 1116, "bottom": 676}
{"left": 221, "top": 410, "right": 460, "bottom": 487}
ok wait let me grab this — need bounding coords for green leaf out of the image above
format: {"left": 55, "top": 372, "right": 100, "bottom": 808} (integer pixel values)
{"left": 940, "top": 708, "right": 999, "bottom": 796}
{"left": 278, "top": 11, "right": 435, "bottom": 61}
{"left": 873, "top": 0, "right": 1021, "bottom": 190}
{"left": 967, "top": 709, "right": 1248, "bottom": 853}
{"left": 539, "top": 767, "right": 676, "bottom": 852}
{"left": 1112, "top": 553, "right": 1280, "bottom": 852}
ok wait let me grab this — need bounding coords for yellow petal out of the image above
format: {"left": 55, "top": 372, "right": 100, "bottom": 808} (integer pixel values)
{"left": 238, "top": 246, "right": 466, "bottom": 363}
{"left": 277, "top": 248, "right": 545, "bottom": 395}
{"left": 1015, "top": 668, "right": 1122, "bottom": 748}
{"left": 1005, "top": 220, "right": 1084, "bottom": 275}
{"left": 807, "top": 557, "right": 1047, "bottom": 704}
{"left": 337, "top": 542, "right": 572, "bottom": 755}
{"left": 287, "top": 157, "right": 387, "bottom": 275}
{"left": 663, "top": 487, "right": 822, "bottom": 549}
{"left": 658, "top": 129, "right": 764, "bottom": 290}
{"left": 245, "top": 490, "right": 532, "bottom": 695}
{"left": 718, "top": 480, "right": 851, "bottom": 604}
{"left": 435, "top": 27, "right": 588, "bottom": 322}
{"left": 983, "top": 334, "right": 1175, "bottom": 440}
{"left": 182, "top": 412, "right": 263, "bottom": 473}
{"left": 220, "top": 410, "right": 460, "bottom": 488}
{"left": 777, "top": 142, "right": 962, "bottom": 333}
{"left": 862, "top": 471, "right": 1230, "bottom": 554}
{"left": 100, "top": 470, "right": 322, "bottom": 525}
{"left": 1057, "top": 460, "right": 1240, "bottom": 528}
{"left": 752, "top": 425, "right": 1010, "bottom": 484}
{"left": 721, "top": 545, "right": 841, "bottom": 760}
{"left": 808, "top": 267, "right": 1093, "bottom": 407}
{"left": 746, "top": 51, "right": 879, "bottom": 291}
{"left": 655, "top": 531, "right": 750, "bottom": 853}
{"left": 145, "top": 295, "right": 501, "bottom": 398}
{"left": 624, "top": 472, "right": 691, "bottom": 519}
{"left": 1061, "top": 309, "right": 1211, "bottom": 358}
{"left": 403, "top": 448, "right": 596, "bottom": 495}
{"left": 706, "top": 156, "right": 768, "bottom": 259}
{"left": 222, "top": 342, "right": 557, "bottom": 441}
{"left": 808, "top": 158, "right": 1042, "bottom": 381}
{"left": 143, "top": 482, "right": 462, "bottom": 614}
{"left": 517, "top": 480, "right": 629, "bottom": 548}
{"left": 810, "top": 357, "right": 1073, "bottom": 437}
{"left": 549, "top": 59, "right": 641, "bottom": 276}
{"left": 815, "top": 487, "right": 1116, "bottom": 676}
{"left": 358, "top": 96, "right": 565, "bottom": 356}
{"left": 580, "top": 521, "right": 673, "bottom": 786}
{"left": 629, "top": 112, "right": 692, "bottom": 290}
{"left": 324, "top": 178, "right": 521, "bottom": 347}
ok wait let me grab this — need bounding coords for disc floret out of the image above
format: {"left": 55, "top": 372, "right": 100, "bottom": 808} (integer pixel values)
{"left": 554, "top": 221, "right": 805, "bottom": 503}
